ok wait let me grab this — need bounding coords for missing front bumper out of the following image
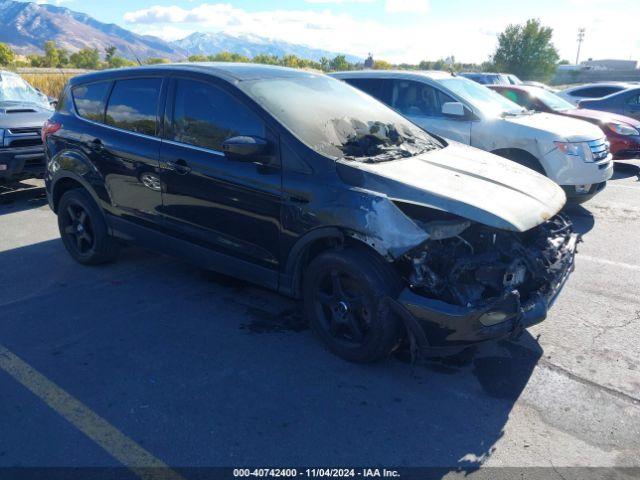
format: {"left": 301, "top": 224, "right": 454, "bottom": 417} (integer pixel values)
{"left": 392, "top": 233, "right": 578, "bottom": 357}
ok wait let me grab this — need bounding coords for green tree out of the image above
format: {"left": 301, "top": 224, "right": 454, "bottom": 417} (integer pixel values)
{"left": 319, "top": 56, "right": 329, "bottom": 71}
{"left": 252, "top": 54, "right": 280, "bottom": 65}
{"left": 145, "top": 57, "right": 170, "bottom": 65}
{"left": 492, "top": 19, "right": 559, "bottom": 81}
{"left": 70, "top": 48, "right": 101, "bottom": 69}
{"left": 0, "top": 42, "right": 15, "bottom": 66}
{"left": 28, "top": 54, "right": 45, "bottom": 67}
{"left": 188, "top": 54, "right": 209, "bottom": 62}
{"left": 329, "top": 54, "right": 350, "bottom": 71}
{"left": 105, "top": 46, "right": 117, "bottom": 64}
{"left": 44, "top": 41, "right": 60, "bottom": 67}
{"left": 373, "top": 59, "right": 392, "bottom": 70}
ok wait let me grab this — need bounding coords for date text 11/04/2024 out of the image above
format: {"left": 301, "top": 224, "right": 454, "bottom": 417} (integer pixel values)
{"left": 233, "top": 469, "right": 401, "bottom": 477}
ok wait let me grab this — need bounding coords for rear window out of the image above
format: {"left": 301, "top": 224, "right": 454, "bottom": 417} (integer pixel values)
{"left": 105, "top": 78, "right": 162, "bottom": 137}
{"left": 72, "top": 82, "right": 111, "bottom": 121}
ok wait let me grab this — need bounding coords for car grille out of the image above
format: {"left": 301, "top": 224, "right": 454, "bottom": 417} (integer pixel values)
{"left": 588, "top": 138, "right": 609, "bottom": 162}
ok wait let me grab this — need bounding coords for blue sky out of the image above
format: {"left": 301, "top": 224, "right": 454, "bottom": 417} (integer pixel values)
{"left": 41, "top": 0, "right": 640, "bottom": 64}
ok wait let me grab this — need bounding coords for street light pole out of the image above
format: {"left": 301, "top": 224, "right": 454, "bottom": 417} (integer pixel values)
{"left": 576, "top": 28, "right": 585, "bottom": 65}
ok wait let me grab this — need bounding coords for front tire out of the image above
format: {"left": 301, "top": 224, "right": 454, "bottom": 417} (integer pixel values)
{"left": 303, "top": 247, "right": 403, "bottom": 363}
{"left": 58, "top": 189, "right": 118, "bottom": 265}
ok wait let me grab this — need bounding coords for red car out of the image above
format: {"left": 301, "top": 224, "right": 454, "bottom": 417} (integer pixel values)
{"left": 490, "top": 85, "right": 640, "bottom": 160}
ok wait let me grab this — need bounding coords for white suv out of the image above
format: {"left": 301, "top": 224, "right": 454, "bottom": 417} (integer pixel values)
{"left": 331, "top": 71, "right": 613, "bottom": 203}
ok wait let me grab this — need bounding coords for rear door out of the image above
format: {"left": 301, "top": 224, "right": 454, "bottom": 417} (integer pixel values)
{"left": 385, "top": 79, "right": 471, "bottom": 143}
{"left": 73, "top": 76, "right": 165, "bottom": 226}
{"left": 158, "top": 76, "right": 282, "bottom": 285}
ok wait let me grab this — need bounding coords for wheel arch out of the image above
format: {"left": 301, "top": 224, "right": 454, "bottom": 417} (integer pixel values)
{"left": 280, "top": 227, "right": 389, "bottom": 299}
{"left": 491, "top": 147, "right": 547, "bottom": 175}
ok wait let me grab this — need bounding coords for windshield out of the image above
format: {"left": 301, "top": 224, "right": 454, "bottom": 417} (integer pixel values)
{"left": 239, "top": 73, "right": 442, "bottom": 163}
{"left": 439, "top": 77, "right": 525, "bottom": 117}
{"left": 0, "top": 73, "right": 50, "bottom": 107}
{"left": 532, "top": 88, "right": 576, "bottom": 112}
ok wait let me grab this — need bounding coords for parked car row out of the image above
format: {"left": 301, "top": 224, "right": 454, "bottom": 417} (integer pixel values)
{"left": 3, "top": 63, "right": 633, "bottom": 363}
{"left": 331, "top": 70, "right": 613, "bottom": 202}
{"left": 489, "top": 84, "right": 640, "bottom": 160}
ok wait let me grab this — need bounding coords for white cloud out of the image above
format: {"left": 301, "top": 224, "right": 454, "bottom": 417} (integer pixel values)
{"left": 385, "top": 0, "right": 429, "bottom": 14}
{"left": 123, "top": 2, "right": 639, "bottom": 65}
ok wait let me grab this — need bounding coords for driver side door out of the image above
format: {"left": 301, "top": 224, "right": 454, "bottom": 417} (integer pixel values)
{"left": 385, "top": 79, "right": 472, "bottom": 144}
{"left": 158, "top": 76, "right": 282, "bottom": 286}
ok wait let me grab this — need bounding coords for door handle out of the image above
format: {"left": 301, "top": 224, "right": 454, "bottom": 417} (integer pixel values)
{"left": 165, "top": 159, "right": 191, "bottom": 175}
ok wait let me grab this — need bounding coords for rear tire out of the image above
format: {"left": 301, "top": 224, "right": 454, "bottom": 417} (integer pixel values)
{"left": 57, "top": 189, "right": 118, "bottom": 265}
{"left": 303, "top": 247, "right": 403, "bottom": 363}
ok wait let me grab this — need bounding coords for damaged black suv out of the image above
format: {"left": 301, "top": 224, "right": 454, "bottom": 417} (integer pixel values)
{"left": 44, "top": 64, "right": 578, "bottom": 362}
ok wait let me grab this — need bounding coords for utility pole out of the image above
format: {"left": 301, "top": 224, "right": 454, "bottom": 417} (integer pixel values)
{"left": 576, "top": 28, "right": 585, "bottom": 66}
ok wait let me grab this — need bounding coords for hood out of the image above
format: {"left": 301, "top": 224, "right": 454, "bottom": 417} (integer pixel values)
{"left": 338, "top": 142, "right": 566, "bottom": 233}
{"left": 0, "top": 102, "right": 53, "bottom": 129}
{"left": 563, "top": 108, "right": 640, "bottom": 128}
{"left": 502, "top": 112, "right": 604, "bottom": 142}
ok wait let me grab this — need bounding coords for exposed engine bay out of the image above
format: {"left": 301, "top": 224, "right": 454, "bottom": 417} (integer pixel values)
{"left": 400, "top": 213, "right": 577, "bottom": 308}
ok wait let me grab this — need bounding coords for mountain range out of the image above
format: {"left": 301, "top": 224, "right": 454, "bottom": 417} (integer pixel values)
{"left": 0, "top": 0, "right": 360, "bottom": 63}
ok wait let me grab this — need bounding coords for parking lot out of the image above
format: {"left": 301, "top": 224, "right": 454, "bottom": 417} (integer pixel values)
{"left": 1, "top": 163, "right": 639, "bottom": 478}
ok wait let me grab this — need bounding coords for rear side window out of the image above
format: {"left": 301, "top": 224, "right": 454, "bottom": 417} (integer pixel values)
{"left": 628, "top": 93, "right": 640, "bottom": 105}
{"left": 345, "top": 78, "right": 383, "bottom": 99}
{"left": 105, "top": 78, "right": 162, "bottom": 136}
{"left": 170, "top": 78, "right": 264, "bottom": 152}
{"left": 72, "top": 82, "right": 111, "bottom": 121}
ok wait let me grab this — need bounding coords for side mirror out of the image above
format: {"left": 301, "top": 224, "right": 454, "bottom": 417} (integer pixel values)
{"left": 222, "top": 136, "right": 268, "bottom": 161}
{"left": 442, "top": 102, "right": 466, "bottom": 118}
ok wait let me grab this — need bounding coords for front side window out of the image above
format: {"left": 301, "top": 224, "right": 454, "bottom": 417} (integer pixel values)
{"left": 391, "top": 80, "right": 442, "bottom": 117}
{"left": 72, "top": 81, "right": 111, "bottom": 122}
{"left": 171, "top": 78, "right": 265, "bottom": 152}
{"left": 105, "top": 78, "right": 162, "bottom": 136}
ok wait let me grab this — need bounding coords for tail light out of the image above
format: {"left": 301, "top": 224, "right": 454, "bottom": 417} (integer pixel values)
{"left": 42, "top": 120, "right": 61, "bottom": 144}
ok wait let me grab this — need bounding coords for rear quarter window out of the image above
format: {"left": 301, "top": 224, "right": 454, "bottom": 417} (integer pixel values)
{"left": 72, "top": 81, "right": 111, "bottom": 122}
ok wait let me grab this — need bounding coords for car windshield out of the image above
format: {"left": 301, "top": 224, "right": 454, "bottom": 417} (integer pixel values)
{"left": 0, "top": 73, "right": 49, "bottom": 107}
{"left": 239, "top": 73, "right": 443, "bottom": 163}
{"left": 439, "top": 77, "right": 525, "bottom": 117}
{"left": 532, "top": 88, "right": 575, "bottom": 112}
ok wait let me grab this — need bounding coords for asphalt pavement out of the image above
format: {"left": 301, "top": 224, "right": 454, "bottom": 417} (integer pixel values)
{"left": 0, "top": 164, "right": 639, "bottom": 479}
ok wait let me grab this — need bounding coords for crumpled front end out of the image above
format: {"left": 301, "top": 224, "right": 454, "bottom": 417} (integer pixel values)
{"left": 390, "top": 213, "right": 578, "bottom": 356}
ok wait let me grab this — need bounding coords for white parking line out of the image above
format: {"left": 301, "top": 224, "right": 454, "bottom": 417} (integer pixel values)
{"left": 579, "top": 255, "right": 640, "bottom": 271}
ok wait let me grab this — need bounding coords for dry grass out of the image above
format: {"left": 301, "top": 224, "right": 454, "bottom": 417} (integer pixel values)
{"left": 20, "top": 73, "right": 77, "bottom": 99}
